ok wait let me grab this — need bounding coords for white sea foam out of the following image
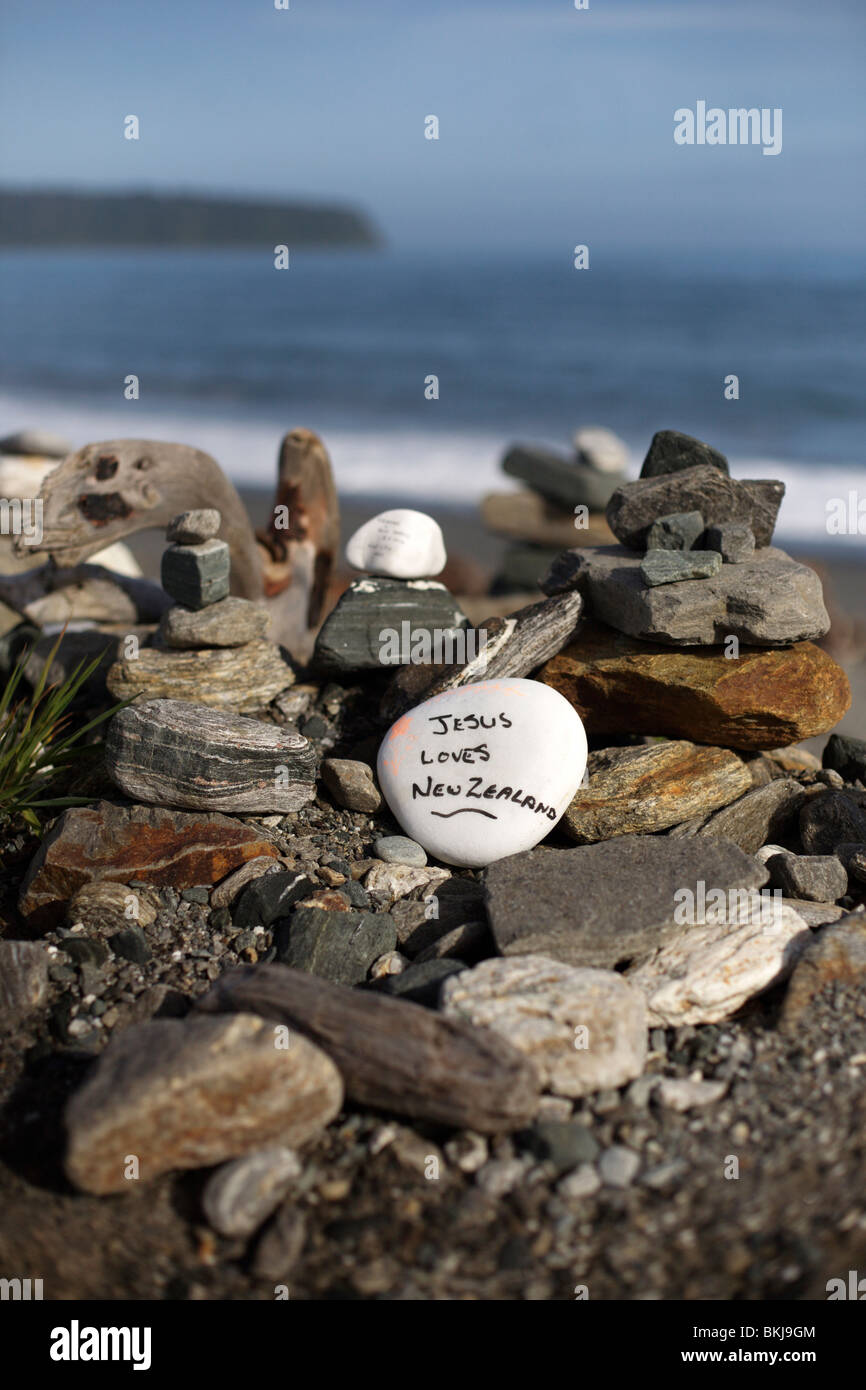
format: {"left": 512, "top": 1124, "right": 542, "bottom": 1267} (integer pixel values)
{"left": 0, "top": 390, "right": 862, "bottom": 550}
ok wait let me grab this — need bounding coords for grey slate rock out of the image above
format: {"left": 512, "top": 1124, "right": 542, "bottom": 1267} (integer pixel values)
{"left": 161, "top": 538, "right": 230, "bottom": 610}
{"left": 540, "top": 545, "right": 829, "bottom": 647}
{"left": 313, "top": 578, "right": 469, "bottom": 673}
{"left": 276, "top": 906, "right": 397, "bottom": 985}
{"left": 705, "top": 522, "right": 755, "bottom": 563}
{"left": 766, "top": 852, "right": 848, "bottom": 903}
{"left": 0, "top": 940, "right": 48, "bottom": 1031}
{"left": 640, "top": 549, "right": 722, "bottom": 587}
{"left": 800, "top": 791, "right": 866, "bottom": 855}
{"left": 502, "top": 444, "right": 625, "bottom": 510}
{"left": 606, "top": 464, "right": 784, "bottom": 549}
{"left": 160, "top": 596, "right": 269, "bottom": 648}
{"left": 695, "top": 779, "right": 808, "bottom": 854}
{"left": 166, "top": 509, "right": 221, "bottom": 545}
{"left": 368, "top": 956, "right": 466, "bottom": 1006}
{"left": 823, "top": 733, "right": 866, "bottom": 785}
{"left": 639, "top": 430, "right": 729, "bottom": 479}
{"left": 484, "top": 836, "right": 768, "bottom": 969}
{"left": 645, "top": 510, "right": 705, "bottom": 551}
{"left": 233, "top": 871, "right": 317, "bottom": 930}
{"left": 374, "top": 836, "right": 428, "bottom": 867}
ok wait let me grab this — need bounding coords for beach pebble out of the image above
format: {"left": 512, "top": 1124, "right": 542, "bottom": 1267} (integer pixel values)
{"left": 440, "top": 955, "right": 647, "bottom": 1098}
{"left": 573, "top": 425, "right": 629, "bottom": 474}
{"left": 377, "top": 678, "right": 587, "bottom": 868}
{"left": 598, "top": 1146, "right": 640, "bottom": 1188}
{"left": 657, "top": 1077, "right": 727, "bottom": 1112}
{"left": 705, "top": 521, "right": 756, "bottom": 563}
{"left": 320, "top": 757, "right": 382, "bottom": 813}
{"left": 373, "top": 835, "right": 427, "bottom": 867}
{"left": 645, "top": 510, "right": 705, "bottom": 552}
{"left": 346, "top": 508, "right": 446, "bottom": 579}
{"left": 558, "top": 1163, "right": 602, "bottom": 1199}
{"left": 166, "top": 509, "right": 221, "bottom": 545}
{"left": 202, "top": 1146, "right": 302, "bottom": 1238}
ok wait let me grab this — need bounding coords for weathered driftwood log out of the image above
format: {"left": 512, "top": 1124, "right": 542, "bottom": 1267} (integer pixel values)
{"left": 0, "top": 561, "right": 172, "bottom": 625}
{"left": 380, "top": 589, "right": 584, "bottom": 722}
{"left": 105, "top": 699, "right": 317, "bottom": 812}
{"left": 106, "top": 638, "right": 295, "bottom": 711}
{"left": 196, "top": 963, "right": 542, "bottom": 1131}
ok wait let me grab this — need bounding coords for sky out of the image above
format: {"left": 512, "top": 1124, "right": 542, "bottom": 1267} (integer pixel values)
{"left": 1, "top": 0, "right": 864, "bottom": 254}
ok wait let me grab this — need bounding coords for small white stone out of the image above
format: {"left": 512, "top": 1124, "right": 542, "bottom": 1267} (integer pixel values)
{"left": 364, "top": 862, "right": 450, "bottom": 905}
{"left": 377, "top": 679, "right": 587, "bottom": 868}
{"left": 627, "top": 902, "right": 811, "bottom": 1026}
{"left": 558, "top": 1163, "right": 602, "bottom": 1199}
{"left": 657, "top": 1077, "right": 728, "bottom": 1112}
{"left": 346, "top": 508, "right": 447, "bottom": 579}
{"left": 573, "top": 425, "right": 630, "bottom": 474}
{"left": 368, "top": 951, "right": 408, "bottom": 979}
{"left": 440, "top": 955, "right": 647, "bottom": 1099}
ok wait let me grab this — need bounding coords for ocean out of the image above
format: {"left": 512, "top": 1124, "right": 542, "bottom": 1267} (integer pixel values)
{"left": 0, "top": 246, "right": 864, "bottom": 548}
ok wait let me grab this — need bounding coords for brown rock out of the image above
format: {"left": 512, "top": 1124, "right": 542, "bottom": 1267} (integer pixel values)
{"left": 481, "top": 491, "right": 614, "bottom": 547}
{"left": 564, "top": 741, "right": 752, "bottom": 843}
{"left": 781, "top": 913, "right": 866, "bottom": 1027}
{"left": 106, "top": 638, "right": 294, "bottom": 712}
{"left": 538, "top": 620, "right": 851, "bottom": 751}
{"left": 65, "top": 1012, "right": 343, "bottom": 1194}
{"left": 18, "top": 801, "right": 279, "bottom": 930}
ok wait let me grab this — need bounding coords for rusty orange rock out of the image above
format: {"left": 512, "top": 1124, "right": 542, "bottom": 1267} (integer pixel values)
{"left": 538, "top": 620, "right": 850, "bottom": 751}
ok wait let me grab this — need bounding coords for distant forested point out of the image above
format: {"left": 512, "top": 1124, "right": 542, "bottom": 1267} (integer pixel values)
{"left": 0, "top": 189, "right": 382, "bottom": 248}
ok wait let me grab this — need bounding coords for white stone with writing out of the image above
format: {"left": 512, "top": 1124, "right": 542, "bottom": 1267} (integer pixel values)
{"left": 346, "top": 508, "right": 447, "bottom": 579}
{"left": 377, "top": 679, "right": 587, "bottom": 867}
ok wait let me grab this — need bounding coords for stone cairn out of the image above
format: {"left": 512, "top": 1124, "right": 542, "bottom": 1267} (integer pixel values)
{"left": 103, "top": 509, "right": 316, "bottom": 815}
{"left": 482, "top": 426, "right": 628, "bottom": 595}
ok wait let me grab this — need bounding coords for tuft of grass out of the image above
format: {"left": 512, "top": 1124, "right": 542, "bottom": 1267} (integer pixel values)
{"left": 0, "top": 631, "right": 125, "bottom": 831}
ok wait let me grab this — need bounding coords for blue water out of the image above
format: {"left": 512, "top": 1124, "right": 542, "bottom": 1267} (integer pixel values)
{"left": 0, "top": 247, "right": 864, "bottom": 542}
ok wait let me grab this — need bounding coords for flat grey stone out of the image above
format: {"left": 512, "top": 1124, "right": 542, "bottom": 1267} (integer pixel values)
{"left": 161, "top": 538, "right": 230, "bottom": 610}
{"left": 313, "top": 578, "right": 468, "bottom": 673}
{"left": 276, "top": 906, "right": 397, "bottom": 985}
{"left": 484, "top": 836, "right": 768, "bottom": 969}
{"left": 645, "top": 510, "right": 705, "bottom": 551}
{"left": 374, "top": 836, "right": 428, "bottom": 867}
{"left": 160, "top": 596, "right": 269, "bottom": 648}
{"left": 541, "top": 546, "right": 829, "bottom": 647}
{"left": 599, "top": 1146, "right": 640, "bottom": 1187}
{"left": 640, "top": 549, "right": 722, "bottom": 586}
{"left": 705, "top": 522, "right": 755, "bottom": 563}
{"left": 166, "top": 509, "right": 221, "bottom": 544}
{"left": 695, "top": 779, "right": 808, "bottom": 854}
{"left": 502, "top": 443, "right": 625, "bottom": 509}
{"left": 607, "top": 464, "right": 783, "bottom": 548}
{"left": 766, "top": 852, "right": 848, "bottom": 903}
{"left": 639, "top": 430, "right": 729, "bottom": 479}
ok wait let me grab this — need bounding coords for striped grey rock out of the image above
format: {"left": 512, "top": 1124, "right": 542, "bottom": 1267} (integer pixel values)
{"left": 0, "top": 941, "right": 48, "bottom": 1031}
{"left": 541, "top": 546, "right": 829, "bottom": 647}
{"left": 379, "top": 588, "right": 584, "bottom": 722}
{"left": 606, "top": 465, "right": 783, "bottom": 549}
{"left": 440, "top": 955, "right": 647, "bottom": 1099}
{"left": 161, "top": 538, "right": 230, "bottom": 609}
{"left": 693, "top": 779, "right": 809, "bottom": 854}
{"left": 485, "top": 835, "right": 769, "bottom": 970}
{"left": 313, "top": 577, "right": 469, "bottom": 674}
{"left": 106, "top": 638, "right": 294, "bottom": 711}
{"left": 645, "top": 510, "right": 705, "bottom": 551}
{"left": 765, "top": 851, "right": 848, "bottom": 903}
{"left": 105, "top": 699, "right": 316, "bottom": 813}
{"left": 65, "top": 1012, "right": 343, "bottom": 1193}
{"left": 640, "top": 549, "right": 722, "bottom": 586}
{"left": 202, "top": 1146, "right": 302, "bottom": 1238}
{"left": 233, "top": 871, "right": 317, "bottom": 930}
{"left": 705, "top": 522, "right": 755, "bottom": 563}
{"left": 160, "top": 596, "right": 269, "bottom": 648}
{"left": 639, "top": 429, "right": 729, "bottom": 479}
{"left": 503, "top": 443, "right": 626, "bottom": 510}
{"left": 67, "top": 881, "right": 158, "bottom": 931}
{"left": 166, "top": 509, "right": 221, "bottom": 544}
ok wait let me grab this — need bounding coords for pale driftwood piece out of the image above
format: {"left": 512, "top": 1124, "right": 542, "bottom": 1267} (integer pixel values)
{"left": 105, "top": 699, "right": 317, "bottom": 812}
{"left": 196, "top": 962, "right": 542, "bottom": 1132}
{"left": 0, "top": 562, "right": 172, "bottom": 623}
{"left": 380, "top": 589, "right": 584, "bottom": 722}
{"left": 106, "top": 637, "right": 295, "bottom": 711}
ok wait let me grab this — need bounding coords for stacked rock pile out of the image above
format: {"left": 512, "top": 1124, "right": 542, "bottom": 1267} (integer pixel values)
{"left": 482, "top": 426, "right": 627, "bottom": 593}
{"left": 313, "top": 508, "right": 469, "bottom": 675}
{"left": 105, "top": 509, "right": 295, "bottom": 712}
